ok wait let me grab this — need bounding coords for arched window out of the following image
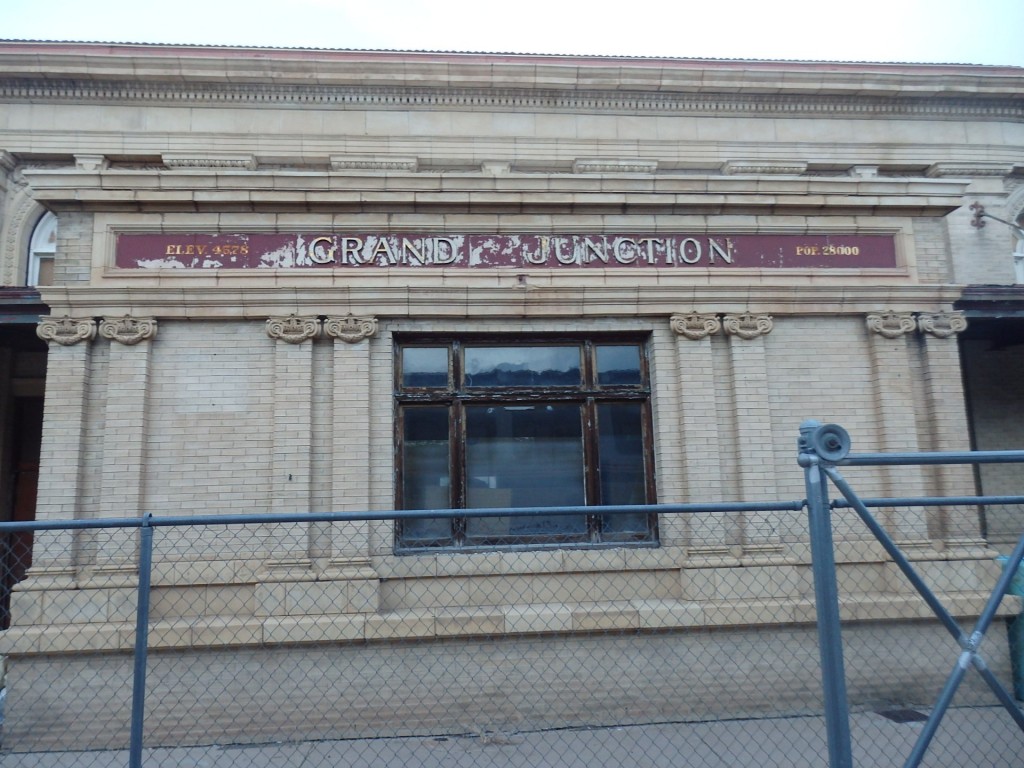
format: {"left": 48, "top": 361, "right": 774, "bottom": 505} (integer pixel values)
{"left": 27, "top": 212, "right": 56, "bottom": 287}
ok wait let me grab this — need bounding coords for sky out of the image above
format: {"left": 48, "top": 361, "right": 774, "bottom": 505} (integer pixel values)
{"left": 2, "top": 0, "right": 1023, "bottom": 67}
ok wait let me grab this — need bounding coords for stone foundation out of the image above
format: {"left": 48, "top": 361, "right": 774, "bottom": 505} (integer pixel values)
{"left": 3, "top": 620, "right": 1017, "bottom": 752}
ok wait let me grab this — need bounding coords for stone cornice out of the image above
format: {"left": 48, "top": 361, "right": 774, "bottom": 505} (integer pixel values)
{"left": 0, "top": 78, "right": 1022, "bottom": 121}
{"left": 22, "top": 169, "right": 970, "bottom": 215}
{"left": 0, "top": 43, "right": 1021, "bottom": 98}
{"left": 38, "top": 285, "right": 964, "bottom": 322}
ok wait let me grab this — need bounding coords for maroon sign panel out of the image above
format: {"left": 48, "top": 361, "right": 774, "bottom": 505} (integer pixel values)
{"left": 115, "top": 233, "right": 898, "bottom": 270}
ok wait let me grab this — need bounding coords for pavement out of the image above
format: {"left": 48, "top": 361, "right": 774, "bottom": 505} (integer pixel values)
{"left": 2, "top": 706, "right": 1024, "bottom": 767}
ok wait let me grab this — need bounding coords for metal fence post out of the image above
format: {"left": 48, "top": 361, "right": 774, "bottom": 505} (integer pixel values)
{"left": 800, "top": 421, "right": 853, "bottom": 768}
{"left": 129, "top": 515, "right": 154, "bottom": 768}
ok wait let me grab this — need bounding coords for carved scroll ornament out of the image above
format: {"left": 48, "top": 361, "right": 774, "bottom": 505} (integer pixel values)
{"left": 917, "top": 312, "right": 967, "bottom": 339}
{"left": 98, "top": 315, "right": 158, "bottom": 345}
{"left": 722, "top": 313, "right": 773, "bottom": 340}
{"left": 324, "top": 315, "right": 378, "bottom": 344}
{"left": 37, "top": 316, "right": 97, "bottom": 346}
{"left": 266, "top": 315, "right": 321, "bottom": 344}
{"left": 669, "top": 313, "right": 721, "bottom": 340}
{"left": 866, "top": 312, "right": 917, "bottom": 339}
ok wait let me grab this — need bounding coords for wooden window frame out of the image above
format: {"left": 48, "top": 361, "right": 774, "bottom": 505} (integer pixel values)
{"left": 394, "top": 334, "right": 658, "bottom": 552}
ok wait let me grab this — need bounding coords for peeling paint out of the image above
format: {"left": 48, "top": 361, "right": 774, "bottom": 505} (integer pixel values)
{"left": 116, "top": 233, "right": 898, "bottom": 270}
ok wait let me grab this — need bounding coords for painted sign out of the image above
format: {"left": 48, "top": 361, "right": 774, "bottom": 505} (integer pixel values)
{"left": 115, "top": 233, "right": 898, "bottom": 270}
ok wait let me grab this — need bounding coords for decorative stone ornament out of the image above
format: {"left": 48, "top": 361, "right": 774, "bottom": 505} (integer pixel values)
{"left": 266, "top": 315, "right": 321, "bottom": 344}
{"left": 866, "top": 312, "right": 917, "bottom": 339}
{"left": 98, "top": 315, "right": 158, "bottom": 345}
{"left": 162, "top": 152, "right": 257, "bottom": 170}
{"left": 917, "top": 312, "right": 967, "bottom": 339}
{"left": 721, "top": 160, "right": 808, "bottom": 175}
{"left": 74, "top": 154, "right": 109, "bottom": 171}
{"left": 722, "top": 313, "right": 773, "bottom": 340}
{"left": 324, "top": 315, "right": 378, "bottom": 344}
{"left": 573, "top": 158, "right": 658, "bottom": 174}
{"left": 330, "top": 155, "right": 418, "bottom": 172}
{"left": 669, "top": 313, "right": 721, "bottom": 340}
{"left": 37, "top": 315, "right": 97, "bottom": 346}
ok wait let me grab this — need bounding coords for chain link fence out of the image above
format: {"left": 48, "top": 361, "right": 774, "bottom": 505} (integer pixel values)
{"left": 0, "top": 442, "right": 1022, "bottom": 766}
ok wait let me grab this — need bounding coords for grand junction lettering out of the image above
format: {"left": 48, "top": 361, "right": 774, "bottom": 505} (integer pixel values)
{"left": 116, "top": 233, "right": 898, "bottom": 270}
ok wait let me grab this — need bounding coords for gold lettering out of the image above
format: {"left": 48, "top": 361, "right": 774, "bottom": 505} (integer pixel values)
{"left": 402, "top": 238, "right": 427, "bottom": 265}
{"left": 707, "top": 237, "right": 733, "bottom": 264}
{"left": 340, "top": 237, "right": 365, "bottom": 265}
{"left": 308, "top": 236, "right": 336, "bottom": 265}
{"left": 554, "top": 238, "right": 576, "bottom": 265}
{"left": 582, "top": 238, "right": 608, "bottom": 264}
{"left": 679, "top": 238, "right": 701, "bottom": 264}
{"left": 613, "top": 238, "right": 638, "bottom": 264}
{"left": 432, "top": 237, "right": 458, "bottom": 264}
{"left": 371, "top": 237, "right": 397, "bottom": 265}
{"left": 523, "top": 245, "right": 547, "bottom": 265}
{"left": 637, "top": 238, "right": 662, "bottom": 265}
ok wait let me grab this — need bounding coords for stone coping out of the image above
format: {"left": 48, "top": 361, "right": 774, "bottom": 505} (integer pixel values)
{"left": 37, "top": 284, "right": 961, "bottom": 320}
{"left": 1, "top": 42, "right": 1022, "bottom": 98}
{"left": 0, "top": 593, "right": 1017, "bottom": 654}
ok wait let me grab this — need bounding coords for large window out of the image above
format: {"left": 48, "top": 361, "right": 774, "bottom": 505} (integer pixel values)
{"left": 395, "top": 336, "right": 656, "bottom": 551}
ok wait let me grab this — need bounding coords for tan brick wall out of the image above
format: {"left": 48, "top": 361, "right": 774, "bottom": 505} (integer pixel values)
{"left": 949, "top": 197, "right": 1018, "bottom": 286}
{"left": 51, "top": 210, "right": 93, "bottom": 286}
{"left": 17, "top": 309, "right": 988, "bottom": 637}
{"left": 143, "top": 321, "right": 275, "bottom": 525}
{"left": 913, "top": 217, "right": 953, "bottom": 284}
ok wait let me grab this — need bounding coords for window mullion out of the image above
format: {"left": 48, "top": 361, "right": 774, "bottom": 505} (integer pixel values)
{"left": 450, "top": 341, "right": 467, "bottom": 545}
{"left": 452, "top": 401, "right": 469, "bottom": 544}
{"left": 583, "top": 397, "right": 602, "bottom": 542}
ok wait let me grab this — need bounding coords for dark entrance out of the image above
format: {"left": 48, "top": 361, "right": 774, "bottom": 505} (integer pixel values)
{"left": 0, "top": 293, "right": 47, "bottom": 629}
{"left": 958, "top": 287, "right": 1024, "bottom": 549}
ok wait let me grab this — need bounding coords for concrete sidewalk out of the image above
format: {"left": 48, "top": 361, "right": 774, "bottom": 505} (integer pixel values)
{"left": 2, "top": 707, "right": 1023, "bottom": 767}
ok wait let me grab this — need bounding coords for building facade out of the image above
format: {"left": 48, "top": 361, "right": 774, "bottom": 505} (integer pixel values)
{"left": 0, "top": 41, "right": 1022, "bottom": 742}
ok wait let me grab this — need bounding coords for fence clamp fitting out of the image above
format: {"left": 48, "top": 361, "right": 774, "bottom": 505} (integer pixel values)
{"left": 798, "top": 420, "right": 852, "bottom": 466}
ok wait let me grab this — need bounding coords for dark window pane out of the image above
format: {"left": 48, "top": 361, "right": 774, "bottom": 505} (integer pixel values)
{"left": 464, "top": 346, "right": 581, "bottom": 387}
{"left": 464, "top": 404, "right": 586, "bottom": 541}
{"left": 402, "top": 347, "right": 448, "bottom": 388}
{"left": 401, "top": 407, "right": 452, "bottom": 544}
{"left": 597, "top": 403, "right": 649, "bottom": 535}
{"left": 596, "top": 344, "right": 642, "bottom": 386}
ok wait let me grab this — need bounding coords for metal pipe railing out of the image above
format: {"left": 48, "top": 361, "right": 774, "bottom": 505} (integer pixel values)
{"left": 799, "top": 421, "right": 1024, "bottom": 768}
